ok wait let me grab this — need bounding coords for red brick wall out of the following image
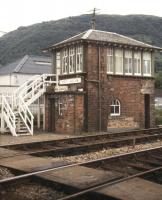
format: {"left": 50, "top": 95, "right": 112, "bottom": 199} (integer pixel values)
{"left": 84, "top": 44, "right": 155, "bottom": 131}
{"left": 107, "top": 76, "right": 155, "bottom": 129}
{"left": 48, "top": 43, "right": 155, "bottom": 134}
{"left": 45, "top": 93, "right": 84, "bottom": 134}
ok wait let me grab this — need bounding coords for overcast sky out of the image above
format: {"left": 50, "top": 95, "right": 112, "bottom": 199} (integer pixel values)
{"left": 0, "top": 0, "right": 162, "bottom": 33}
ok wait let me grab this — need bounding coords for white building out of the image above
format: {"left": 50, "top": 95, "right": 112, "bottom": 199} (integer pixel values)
{"left": 0, "top": 55, "right": 52, "bottom": 132}
{"left": 0, "top": 55, "right": 51, "bottom": 93}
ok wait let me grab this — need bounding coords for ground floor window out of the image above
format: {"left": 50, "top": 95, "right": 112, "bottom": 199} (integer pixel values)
{"left": 110, "top": 99, "right": 121, "bottom": 116}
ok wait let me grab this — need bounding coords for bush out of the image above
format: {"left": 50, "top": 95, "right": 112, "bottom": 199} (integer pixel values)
{"left": 155, "top": 109, "right": 162, "bottom": 125}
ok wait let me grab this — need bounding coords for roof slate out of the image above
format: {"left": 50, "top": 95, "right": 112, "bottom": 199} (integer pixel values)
{"left": 0, "top": 55, "right": 51, "bottom": 75}
{"left": 49, "top": 29, "right": 162, "bottom": 50}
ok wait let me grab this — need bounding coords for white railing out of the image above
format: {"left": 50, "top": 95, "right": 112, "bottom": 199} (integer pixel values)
{"left": 1, "top": 95, "right": 16, "bottom": 136}
{"left": 1, "top": 74, "right": 58, "bottom": 136}
{"left": 15, "top": 74, "right": 57, "bottom": 135}
{"left": 14, "top": 74, "right": 57, "bottom": 106}
{"left": 18, "top": 96, "right": 34, "bottom": 135}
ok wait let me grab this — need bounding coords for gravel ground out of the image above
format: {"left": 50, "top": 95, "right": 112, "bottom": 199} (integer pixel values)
{"left": 1, "top": 139, "right": 162, "bottom": 200}
{"left": 0, "top": 166, "right": 15, "bottom": 180}
{"left": 0, "top": 181, "right": 65, "bottom": 200}
{"left": 50, "top": 139, "right": 162, "bottom": 163}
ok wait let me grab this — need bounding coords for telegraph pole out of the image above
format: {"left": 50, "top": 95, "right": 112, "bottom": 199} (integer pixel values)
{"left": 90, "top": 8, "right": 100, "bottom": 30}
{"left": 91, "top": 8, "right": 96, "bottom": 29}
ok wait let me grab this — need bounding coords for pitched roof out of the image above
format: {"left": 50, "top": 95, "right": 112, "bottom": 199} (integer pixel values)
{"left": 0, "top": 55, "right": 51, "bottom": 75}
{"left": 47, "top": 29, "right": 162, "bottom": 51}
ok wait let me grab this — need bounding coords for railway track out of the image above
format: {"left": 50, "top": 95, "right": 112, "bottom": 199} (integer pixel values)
{"left": 1, "top": 146, "right": 162, "bottom": 200}
{"left": 0, "top": 128, "right": 162, "bottom": 159}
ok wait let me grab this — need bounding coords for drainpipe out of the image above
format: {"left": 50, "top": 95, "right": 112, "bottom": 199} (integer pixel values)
{"left": 98, "top": 46, "right": 101, "bottom": 132}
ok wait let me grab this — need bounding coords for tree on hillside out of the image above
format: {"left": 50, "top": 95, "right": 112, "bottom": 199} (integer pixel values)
{"left": 155, "top": 71, "right": 162, "bottom": 89}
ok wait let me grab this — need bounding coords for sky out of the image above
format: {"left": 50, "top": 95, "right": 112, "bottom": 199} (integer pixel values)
{"left": 0, "top": 0, "right": 162, "bottom": 33}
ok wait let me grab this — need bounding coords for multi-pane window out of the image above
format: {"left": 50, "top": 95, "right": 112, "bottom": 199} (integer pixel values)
{"left": 124, "top": 50, "right": 132, "bottom": 75}
{"left": 62, "top": 49, "right": 68, "bottom": 74}
{"left": 115, "top": 49, "right": 123, "bottom": 74}
{"left": 76, "top": 46, "right": 83, "bottom": 72}
{"left": 110, "top": 99, "right": 121, "bottom": 116}
{"left": 143, "top": 52, "right": 151, "bottom": 76}
{"left": 69, "top": 47, "right": 75, "bottom": 73}
{"left": 107, "top": 47, "right": 113, "bottom": 74}
{"left": 56, "top": 52, "right": 61, "bottom": 75}
{"left": 134, "top": 52, "right": 141, "bottom": 76}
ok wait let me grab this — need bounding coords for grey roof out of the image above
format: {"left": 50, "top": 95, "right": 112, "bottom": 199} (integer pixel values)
{"left": 0, "top": 55, "right": 51, "bottom": 75}
{"left": 47, "top": 29, "right": 162, "bottom": 50}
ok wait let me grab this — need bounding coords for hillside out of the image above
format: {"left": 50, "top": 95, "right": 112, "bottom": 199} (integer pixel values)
{"left": 0, "top": 14, "right": 162, "bottom": 70}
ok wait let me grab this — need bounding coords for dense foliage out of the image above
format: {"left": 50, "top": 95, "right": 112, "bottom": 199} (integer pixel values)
{"left": 0, "top": 14, "right": 162, "bottom": 71}
{"left": 155, "top": 72, "right": 162, "bottom": 89}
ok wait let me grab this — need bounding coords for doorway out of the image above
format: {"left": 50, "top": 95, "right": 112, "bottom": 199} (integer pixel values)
{"left": 144, "top": 94, "right": 150, "bottom": 129}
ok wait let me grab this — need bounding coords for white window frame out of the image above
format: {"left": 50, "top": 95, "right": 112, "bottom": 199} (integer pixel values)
{"left": 143, "top": 52, "right": 151, "bottom": 76}
{"left": 76, "top": 46, "right": 83, "bottom": 73}
{"left": 115, "top": 49, "right": 123, "bottom": 75}
{"left": 110, "top": 99, "right": 121, "bottom": 116}
{"left": 124, "top": 50, "right": 133, "bottom": 75}
{"left": 62, "top": 49, "right": 68, "bottom": 74}
{"left": 56, "top": 52, "right": 61, "bottom": 75}
{"left": 134, "top": 51, "right": 141, "bottom": 76}
{"left": 107, "top": 47, "right": 114, "bottom": 74}
{"left": 69, "top": 47, "right": 75, "bottom": 74}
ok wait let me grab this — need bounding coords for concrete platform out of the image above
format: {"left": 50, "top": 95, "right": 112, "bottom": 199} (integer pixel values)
{"left": 1, "top": 149, "right": 162, "bottom": 200}
{"left": 0, "top": 150, "right": 122, "bottom": 190}
{"left": 0, "top": 132, "right": 74, "bottom": 146}
{"left": 0, "top": 151, "right": 68, "bottom": 172}
{"left": 38, "top": 166, "right": 122, "bottom": 189}
{"left": 0, "top": 147, "right": 22, "bottom": 159}
{"left": 98, "top": 177, "right": 162, "bottom": 200}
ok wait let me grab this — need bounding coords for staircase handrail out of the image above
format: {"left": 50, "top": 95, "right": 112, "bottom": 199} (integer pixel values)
{"left": 15, "top": 74, "right": 57, "bottom": 101}
{"left": 15, "top": 75, "right": 40, "bottom": 95}
{"left": 13, "top": 75, "right": 40, "bottom": 106}
{"left": 23, "top": 82, "right": 44, "bottom": 100}
{"left": 1, "top": 95, "right": 16, "bottom": 136}
{"left": 2, "top": 73, "right": 58, "bottom": 136}
{"left": 18, "top": 96, "right": 34, "bottom": 135}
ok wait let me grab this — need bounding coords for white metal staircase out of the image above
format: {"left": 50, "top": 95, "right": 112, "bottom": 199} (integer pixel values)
{"left": 1, "top": 74, "right": 57, "bottom": 136}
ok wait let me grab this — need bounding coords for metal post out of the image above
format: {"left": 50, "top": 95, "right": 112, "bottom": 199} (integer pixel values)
{"left": 37, "top": 98, "right": 40, "bottom": 129}
{"left": 43, "top": 95, "right": 46, "bottom": 131}
{"left": 1, "top": 97, "right": 5, "bottom": 133}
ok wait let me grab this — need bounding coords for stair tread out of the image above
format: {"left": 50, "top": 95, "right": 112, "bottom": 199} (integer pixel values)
{"left": 2, "top": 74, "right": 48, "bottom": 136}
{"left": 17, "top": 133, "right": 31, "bottom": 136}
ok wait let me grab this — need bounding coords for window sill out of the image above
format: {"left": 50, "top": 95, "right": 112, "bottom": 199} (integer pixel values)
{"left": 107, "top": 74, "right": 154, "bottom": 79}
{"left": 143, "top": 74, "right": 151, "bottom": 77}
{"left": 110, "top": 114, "right": 120, "bottom": 117}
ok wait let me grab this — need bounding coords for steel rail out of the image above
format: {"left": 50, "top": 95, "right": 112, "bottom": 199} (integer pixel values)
{"left": 1, "top": 127, "right": 161, "bottom": 148}
{"left": 0, "top": 145, "right": 162, "bottom": 184}
{"left": 58, "top": 166, "right": 162, "bottom": 200}
{"left": 0, "top": 130, "right": 162, "bottom": 160}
